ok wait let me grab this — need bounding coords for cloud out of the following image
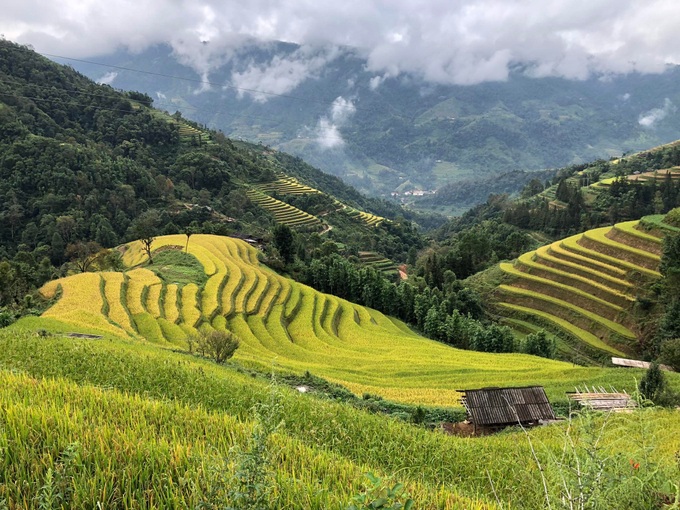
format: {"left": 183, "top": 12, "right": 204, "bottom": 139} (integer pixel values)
{"left": 96, "top": 71, "right": 117, "bottom": 85}
{"left": 5, "top": 0, "right": 680, "bottom": 87}
{"left": 314, "top": 96, "right": 356, "bottom": 149}
{"left": 369, "top": 75, "right": 387, "bottom": 91}
{"left": 230, "top": 45, "right": 340, "bottom": 102}
{"left": 315, "top": 118, "right": 345, "bottom": 149}
{"left": 639, "top": 98, "right": 676, "bottom": 128}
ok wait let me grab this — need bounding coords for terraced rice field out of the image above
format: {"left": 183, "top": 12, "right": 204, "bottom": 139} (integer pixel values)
{"left": 36, "top": 234, "right": 641, "bottom": 406}
{"left": 175, "top": 121, "right": 212, "bottom": 144}
{"left": 345, "top": 207, "right": 385, "bottom": 227}
{"left": 245, "top": 189, "right": 322, "bottom": 228}
{"left": 627, "top": 167, "right": 680, "bottom": 184}
{"left": 496, "top": 220, "right": 662, "bottom": 360}
{"left": 254, "top": 175, "right": 386, "bottom": 228}
{"left": 592, "top": 168, "right": 680, "bottom": 189}
{"left": 256, "top": 176, "right": 321, "bottom": 195}
{"left": 358, "top": 251, "right": 399, "bottom": 276}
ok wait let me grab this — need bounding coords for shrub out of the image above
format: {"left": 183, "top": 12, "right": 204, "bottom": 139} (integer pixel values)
{"left": 197, "top": 330, "right": 240, "bottom": 364}
{"left": 0, "top": 309, "right": 13, "bottom": 328}
{"left": 638, "top": 363, "right": 665, "bottom": 402}
{"left": 522, "top": 330, "right": 556, "bottom": 359}
{"left": 664, "top": 207, "right": 680, "bottom": 228}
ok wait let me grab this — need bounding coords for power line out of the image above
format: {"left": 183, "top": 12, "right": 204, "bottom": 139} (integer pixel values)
{"left": 0, "top": 75, "right": 307, "bottom": 128}
{"left": 40, "top": 51, "right": 379, "bottom": 113}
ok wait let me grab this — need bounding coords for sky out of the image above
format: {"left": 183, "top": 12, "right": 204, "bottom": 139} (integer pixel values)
{"left": 3, "top": 0, "right": 680, "bottom": 88}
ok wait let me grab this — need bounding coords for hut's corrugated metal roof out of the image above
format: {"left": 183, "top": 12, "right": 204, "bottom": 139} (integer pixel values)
{"left": 459, "top": 386, "right": 555, "bottom": 426}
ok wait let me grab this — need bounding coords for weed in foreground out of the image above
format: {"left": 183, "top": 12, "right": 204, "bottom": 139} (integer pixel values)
{"left": 346, "top": 472, "right": 414, "bottom": 510}
{"left": 36, "top": 443, "right": 81, "bottom": 510}
{"left": 199, "top": 388, "right": 283, "bottom": 509}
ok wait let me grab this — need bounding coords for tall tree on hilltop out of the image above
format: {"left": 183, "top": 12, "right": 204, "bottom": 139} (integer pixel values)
{"left": 129, "top": 211, "right": 161, "bottom": 264}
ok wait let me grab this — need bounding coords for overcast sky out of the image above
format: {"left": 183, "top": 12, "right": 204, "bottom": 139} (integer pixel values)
{"left": 3, "top": 0, "right": 680, "bottom": 86}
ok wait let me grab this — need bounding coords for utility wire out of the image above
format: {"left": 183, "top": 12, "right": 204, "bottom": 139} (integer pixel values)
{"left": 0, "top": 75, "right": 308, "bottom": 127}
{"left": 40, "top": 51, "right": 381, "bottom": 114}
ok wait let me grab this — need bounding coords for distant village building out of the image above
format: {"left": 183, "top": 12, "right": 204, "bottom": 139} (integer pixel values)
{"left": 458, "top": 386, "right": 556, "bottom": 434}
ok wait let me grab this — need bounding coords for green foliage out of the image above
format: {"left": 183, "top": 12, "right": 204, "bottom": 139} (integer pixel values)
{"left": 521, "top": 330, "right": 557, "bottom": 359}
{"left": 347, "top": 473, "right": 413, "bottom": 510}
{"left": 660, "top": 338, "right": 680, "bottom": 372}
{"left": 146, "top": 248, "right": 207, "bottom": 286}
{"left": 226, "top": 394, "right": 282, "bottom": 509}
{"left": 664, "top": 207, "right": 680, "bottom": 228}
{"left": 272, "top": 224, "right": 295, "bottom": 265}
{"left": 639, "top": 363, "right": 666, "bottom": 402}
{"left": 36, "top": 443, "right": 81, "bottom": 510}
{"left": 197, "top": 329, "right": 240, "bottom": 364}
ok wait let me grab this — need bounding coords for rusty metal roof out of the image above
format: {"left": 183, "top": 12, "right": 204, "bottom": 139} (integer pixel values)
{"left": 459, "top": 386, "right": 555, "bottom": 426}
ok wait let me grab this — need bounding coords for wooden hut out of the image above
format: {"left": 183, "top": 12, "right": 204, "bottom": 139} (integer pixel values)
{"left": 458, "top": 386, "right": 556, "bottom": 433}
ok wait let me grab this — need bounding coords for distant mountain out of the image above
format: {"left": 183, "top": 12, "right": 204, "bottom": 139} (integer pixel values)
{"left": 60, "top": 42, "right": 680, "bottom": 201}
{"left": 0, "top": 40, "right": 422, "bottom": 267}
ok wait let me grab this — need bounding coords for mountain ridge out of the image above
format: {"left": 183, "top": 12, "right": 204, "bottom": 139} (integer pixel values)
{"left": 59, "top": 42, "right": 680, "bottom": 200}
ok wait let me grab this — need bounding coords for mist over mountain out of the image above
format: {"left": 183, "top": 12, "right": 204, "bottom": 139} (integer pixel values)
{"left": 59, "top": 41, "right": 680, "bottom": 203}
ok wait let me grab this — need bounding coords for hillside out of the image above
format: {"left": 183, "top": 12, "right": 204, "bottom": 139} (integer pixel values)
{"left": 34, "top": 233, "right": 666, "bottom": 405}
{"left": 2, "top": 234, "right": 680, "bottom": 508}
{"left": 62, "top": 42, "right": 680, "bottom": 199}
{"left": 2, "top": 39, "right": 680, "bottom": 509}
{"left": 493, "top": 218, "right": 664, "bottom": 363}
{"left": 0, "top": 40, "right": 431, "bottom": 316}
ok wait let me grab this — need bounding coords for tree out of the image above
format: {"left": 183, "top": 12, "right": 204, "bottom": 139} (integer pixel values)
{"left": 522, "top": 330, "right": 556, "bottom": 359}
{"left": 65, "top": 241, "right": 102, "bottom": 273}
{"left": 128, "top": 210, "right": 160, "bottom": 264}
{"left": 184, "top": 225, "right": 198, "bottom": 253}
{"left": 660, "top": 338, "right": 680, "bottom": 372}
{"left": 272, "top": 224, "right": 294, "bottom": 265}
{"left": 197, "top": 330, "right": 240, "bottom": 364}
{"left": 638, "top": 363, "right": 665, "bottom": 402}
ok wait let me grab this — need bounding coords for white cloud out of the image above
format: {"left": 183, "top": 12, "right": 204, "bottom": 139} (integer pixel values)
{"left": 5, "top": 0, "right": 680, "bottom": 86}
{"left": 330, "top": 96, "right": 355, "bottom": 123}
{"left": 96, "top": 71, "right": 117, "bottom": 85}
{"left": 313, "top": 96, "right": 356, "bottom": 149}
{"left": 639, "top": 98, "right": 676, "bottom": 128}
{"left": 369, "top": 75, "right": 387, "bottom": 91}
{"left": 315, "top": 118, "right": 345, "bottom": 149}
{"left": 230, "top": 45, "right": 340, "bottom": 102}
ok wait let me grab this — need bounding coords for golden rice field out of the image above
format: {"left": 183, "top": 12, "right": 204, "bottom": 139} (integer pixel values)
{"left": 496, "top": 220, "right": 661, "bottom": 359}
{"left": 36, "top": 233, "right": 672, "bottom": 407}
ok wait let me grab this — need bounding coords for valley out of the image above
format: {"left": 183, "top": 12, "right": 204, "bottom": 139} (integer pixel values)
{"left": 1, "top": 38, "right": 680, "bottom": 509}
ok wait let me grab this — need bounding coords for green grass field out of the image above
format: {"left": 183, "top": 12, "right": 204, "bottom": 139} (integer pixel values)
{"left": 1, "top": 319, "right": 679, "bottom": 509}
